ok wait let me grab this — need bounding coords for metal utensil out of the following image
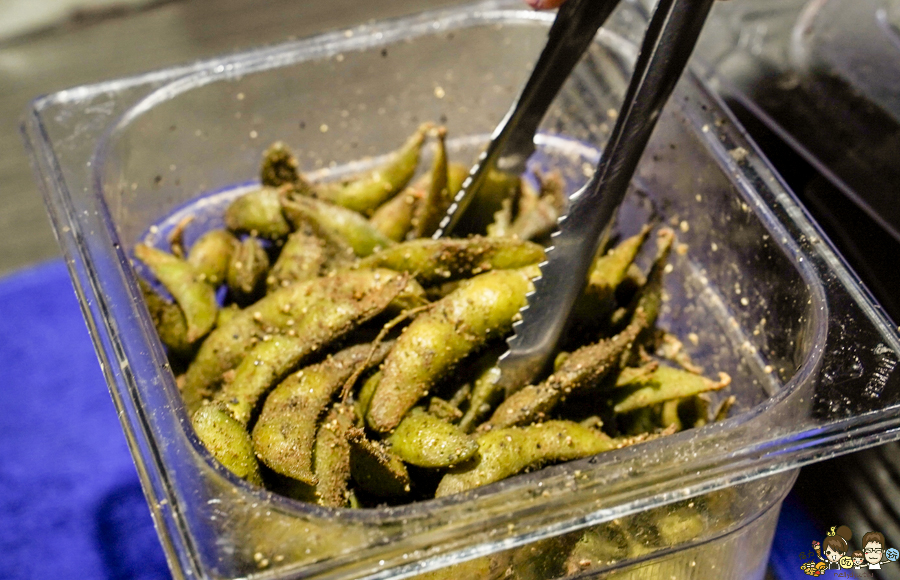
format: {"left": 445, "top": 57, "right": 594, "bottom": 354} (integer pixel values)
{"left": 441, "top": 0, "right": 716, "bottom": 393}
{"left": 431, "top": 0, "right": 620, "bottom": 239}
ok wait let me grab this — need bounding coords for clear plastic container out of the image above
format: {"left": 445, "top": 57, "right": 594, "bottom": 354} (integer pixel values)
{"left": 22, "top": 1, "right": 900, "bottom": 579}
{"left": 696, "top": 0, "right": 900, "bottom": 321}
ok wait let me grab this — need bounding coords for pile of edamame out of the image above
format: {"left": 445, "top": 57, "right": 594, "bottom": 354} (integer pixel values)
{"left": 136, "top": 124, "right": 733, "bottom": 508}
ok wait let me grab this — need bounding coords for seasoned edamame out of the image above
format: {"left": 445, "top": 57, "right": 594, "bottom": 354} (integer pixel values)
{"left": 137, "top": 123, "right": 737, "bottom": 511}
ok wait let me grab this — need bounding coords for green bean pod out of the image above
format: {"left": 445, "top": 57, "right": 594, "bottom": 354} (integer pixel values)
{"left": 252, "top": 341, "right": 394, "bottom": 484}
{"left": 314, "top": 124, "right": 429, "bottom": 215}
{"left": 435, "top": 421, "right": 620, "bottom": 497}
{"left": 191, "top": 402, "right": 263, "bottom": 485}
{"left": 367, "top": 266, "right": 538, "bottom": 433}
{"left": 187, "top": 229, "right": 239, "bottom": 286}
{"left": 180, "top": 268, "right": 423, "bottom": 413}
{"left": 224, "top": 186, "right": 292, "bottom": 240}
{"left": 387, "top": 408, "right": 478, "bottom": 468}
{"left": 358, "top": 236, "right": 544, "bottom": 286}
{"left": 134, "top": 243, "right": 218, "bottom": 344}
{"left": 281, "top": 195, "right": 393, "bottom": 257}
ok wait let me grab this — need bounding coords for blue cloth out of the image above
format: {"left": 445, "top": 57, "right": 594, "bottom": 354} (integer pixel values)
{"left": 0, "top": 259, "right": 819, "bottom": 580}
{"left": 0, "top": 260, "right": 170, "bottom": 580}
{"left": 770, "top": 493, "right": 823, "bottom": 580}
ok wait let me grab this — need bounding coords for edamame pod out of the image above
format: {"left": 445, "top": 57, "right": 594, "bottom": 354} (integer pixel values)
{"left": 181, "top": 268, "right": 423, "bottom": 413}
{"left": 410, "top": 127, "right": 449, "bottom": 238}
{"left": 187, "top": 229, "right": 238, "bottom": 286}
{"left": 315, "top": 124, "right": 429, "bottom": 215}
{"left": 564, "top": 523, "right": 630, "bottom": 574}
{"left": 415, "top": 553, "right": 513, "bottom": 580}
{"left": 435, "top": 421, "right": 620, "bottom": 497}
{"left": 458, "top": 351, "right": 505, "bottom": 433}
{"left": 226, "top": 236, "right": 270, "bottom": 304}
{"left": 140, "top": 280, "right": 194, "bottom": 361}
{"left": 266, "top": 228, "right": 327, "bottom": 291}
{"left": 588, "top": 225, "right": 651, "bottom": 298}
{"left": 224, "top": 186, "right": 292, "bottom": 240}
{"left": 134, "top": 243, "right": 218, "bottom": 344}
{"left": 167, "top": 215, "right": 192, "bottom": 259}
{"left": 281, "top": 195, "right": 393, "bottom": 257}
{"left": 213, "top": 334, "right": 314, "bottom": 425}
{"left": 260, "top": 141, "right": 311, "bottom": 192}
{"left": 348, "top": 428, "right": 411, "bottom": 498}
{"left": 427, "top": 397, "right": 463, "bottom": 424}
{"left": 612, "top": 365, "right": 730, "bottom": 414}
{"left": 508, "top": 171, "right": 566, "bottom": 241}
{"left": 387, "top": 408, "right": 477, "bottom": 468}
{"left": 487, "top": 198, "right": 514, "bottom": 238}
{"left": 457, "top": 168, "right": 521, "bottom": 237}
{"left": 369, "top": 162, "right": 469, "bottom": 242}
{"left": 367, "top": 266, "right": 538, "bottom": 433}
{"left": 216, "top": 303, "right": 241, "bottom": 328}
{"left": 311, "top": 402, "right": 357, "bottom": 507}
{"left": 660, "top": 400, "right": 683, "bottom": 431}
{"left": 569, "top": 227, "right": 652, "bottom": 337}
{"left": 713, "top": 395, "right": 736, "bottom": 422}
{"left": 357, "top": 236, "right": 544, "bottom": 286}
{"left": 657, "top": 332, "right": 704, "bottom": 374}
{"left": 213, "top": 292, "right": 410, "bottom": 425}
{"left": 192, "top": 403, "right": 263, "bottom": 485}
{"left": 612, "top": 362, "right": 659, "bottom": 388}
{"left": 369, "top": 178, "right": 422, "bottom": 242}
{"left": 252, "top": 342, "right": 394, "bottom": 484}
{"left": 484, "top": 316, "right": 646, "bottom": 430}
{"left": 354, "top": 370, "right": 381, "bottom": 420}
{"left": 653, "top": 505, "right": 706, "bottom": 546}
{"left": 633, "top": 228, "right": 674, "bottom": 328}
{"left": 613, "top": 228, "right": 674, "bottom": 332}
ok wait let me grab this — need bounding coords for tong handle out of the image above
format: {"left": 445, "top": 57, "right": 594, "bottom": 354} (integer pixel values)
{"left": 497, "top": 0, "right": 716, "bottom": 389}
{"left": 433, "top": 0, "right": 619, "bottom": 238}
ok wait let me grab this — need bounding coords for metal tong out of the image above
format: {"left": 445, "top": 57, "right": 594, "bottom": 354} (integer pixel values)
{"left": 436, "top": 0, "right": 715, "bottom": 392}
